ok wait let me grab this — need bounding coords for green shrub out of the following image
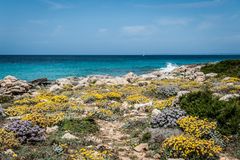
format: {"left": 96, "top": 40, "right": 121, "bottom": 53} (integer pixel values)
{"left": 0, "top": 95, "right": 12, "bottom": 103}
{"left": 141, "top": 132, "right": 151, "bottom": 143}
{"left": 201, "top": 59, "right": 240, "bottom": 77}
{"left": 60, "top": 117, "right": 99, "bottom": 135}
{"left": 179, "top": 91, "right": 240, "bottom": 135}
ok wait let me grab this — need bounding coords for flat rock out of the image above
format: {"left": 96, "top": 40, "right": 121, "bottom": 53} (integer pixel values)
{"left": 219, "top": 94, "right": 240, "bottom": 101}
{"left": 46, "top": 126, "right": 59, "bottom": 134}
{"left": 61, "top": 133, "right": 79, "bottom": 140}
{"left": 134, "top": 143, "right": 148, "bottom": 152}
{"left": 49, "top": 84, "right": 62, "bottom": 92}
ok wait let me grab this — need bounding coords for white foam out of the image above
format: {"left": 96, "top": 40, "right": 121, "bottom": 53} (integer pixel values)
{"left": 160, "top": 62, "right": 178, "bottom": 73}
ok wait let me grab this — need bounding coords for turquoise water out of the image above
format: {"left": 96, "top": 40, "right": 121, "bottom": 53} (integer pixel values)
{"left": 0, "top": 55, "right": 239, "bottom": 81}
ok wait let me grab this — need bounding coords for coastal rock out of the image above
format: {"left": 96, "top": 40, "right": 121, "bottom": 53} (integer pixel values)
{"left": 139, "top": 74, "right": 157, "bottom": 80}
{"left": 148, "top": 128, "right": 183, "bottom": 143}
{"left": 46, "top": 126, "right": 59, "bottom": 134}
{"left": 151, "top": 109, "right": 161, "bottom": 118}
{"left": 195, "top": 76, "right": 205, "bottom": 82}
{"left": 30, "top": 78, "right": 51, "bottom": 86}
{"left": 134, "top": 143, "right": 148, "bottom": 152}
{"left": 213, "top": 92, "right": 222, "bottom": 98}
{"left": 49, "top": 84, "right": 62, "bottom": 92}
{"left": 93, "top": 76, "right": 129, "bottom": 85}
{"left": 56, "top": 78, "right": 73, "bottom": 86}
{"left": 123, "top": 72, "right": 137, "bottom": 83}
{"left": 0, "top": 75, "right": 31, "bottom": 96}
{"left": 62, "top": 132, "right": 79, "bottom": 140}
{"left": 134, "top": 101, "right": 153, "bottom": 110}
{"left": 136, "top": 81, "right": 150, "bottom": 86}
{"left": 206, "top": 73, "right": 218, "bottom": 78}
{"left": 219, "top": 94, "right": 240, "bottom": 101}
{"left": 195, "top": 71, "right": 204, "bottom": 76}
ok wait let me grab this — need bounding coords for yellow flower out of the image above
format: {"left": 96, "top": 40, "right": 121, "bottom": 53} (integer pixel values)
{"left": 163, "top": 134, "right": 222, "bottom": 159}
{"left": 177, "top": 116, "right": 216, "bottom": 138}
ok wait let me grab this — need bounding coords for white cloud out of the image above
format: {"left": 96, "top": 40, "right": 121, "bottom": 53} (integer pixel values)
{"left": 135, "top": 0, "right": 225, "bottom": 9}
{"left": 44, "top": 0, "right": 73, "bottom": 10}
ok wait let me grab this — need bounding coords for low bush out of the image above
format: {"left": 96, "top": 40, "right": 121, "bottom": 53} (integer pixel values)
{"left": 177, "top": 116, "right": 217, "bottom": 138}
{"left": 146, "top": 85, "right": 179, "bottom": 99}
{"left": 162, "top": 134, "right": 222, "bottom": 159}
{"left": 6, "top": 120, "right": 45, "bottom": 143}
{"left": 151, "top": 107, "right": 186, "bottom": 128}
{"left": 21, "top": 112, "right": 65, "bottom": 127}
{"left": 179, "top": 90, "right": 240, "bottom": 135}
{"left": 60, "top": 117, "right": 99, "bottom": 135}
{"left": 68, "top": 148, "right": 112, "bottom": 160}
{"left": 0, "top": 95, "right": 12, "bottom": 103}
{"left": 155, "top": 85, "right": 179, "bottom": 99}
{"left": 126, "top": 94, "right": 149, "bottom": 104}
{"left": 0, "top": 128, "right": 19, "bottom": 151}
{"left": 201, "top": 59, "right": 240, "bottom": 77}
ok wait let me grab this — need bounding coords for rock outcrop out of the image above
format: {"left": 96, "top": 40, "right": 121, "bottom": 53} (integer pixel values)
{"left": 0, "top": 76, "right": 31, "bottom": 96}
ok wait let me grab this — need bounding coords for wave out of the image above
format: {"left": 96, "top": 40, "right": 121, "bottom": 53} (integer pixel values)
{"left": 160, "top": 62, "right": 178, "bottom": 73}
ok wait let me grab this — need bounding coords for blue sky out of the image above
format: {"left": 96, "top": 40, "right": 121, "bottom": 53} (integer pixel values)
{"left": 0, "top": 0, "right": 240, "bottom": 55}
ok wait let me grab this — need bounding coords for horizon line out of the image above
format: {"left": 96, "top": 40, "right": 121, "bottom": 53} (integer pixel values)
{"left": 0, "top": 53, "right": 240, "bottom": 56}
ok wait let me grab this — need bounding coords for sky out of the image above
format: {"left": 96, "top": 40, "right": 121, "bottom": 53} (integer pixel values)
{"left": 0, "top": 0, "right": 240, "bottom": 55}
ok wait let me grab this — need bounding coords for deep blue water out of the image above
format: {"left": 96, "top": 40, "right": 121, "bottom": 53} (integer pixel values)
{"left": 0, "top": 55, "right": 240, "bottom": 81}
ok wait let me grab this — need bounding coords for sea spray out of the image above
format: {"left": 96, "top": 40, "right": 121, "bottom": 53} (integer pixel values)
{"left": 160, "top": 63, "right": 178, "bottom": 73}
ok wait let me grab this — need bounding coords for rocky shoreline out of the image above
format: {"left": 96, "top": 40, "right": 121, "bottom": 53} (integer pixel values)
{"left": 1, "top": 63, "right": 213, "bottom": 97}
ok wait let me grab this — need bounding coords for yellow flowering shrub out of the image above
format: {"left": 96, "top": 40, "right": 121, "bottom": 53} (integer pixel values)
{"left": 104, "top": 91, "right": 122, "bottom": 100}
{"left": 32, "top": 101, "right": 69, "bottom": 113}
{"left": 51, "top": 95, "right": 69, "bottom": 103}
{"left": 22, "top": 112, "right": 65, "bottom": 127}
{"left": 5, "top": 93, "right": 71, "bottom": 117}
{"left": 177, "top": 116, "right": 217, "bottom": 138}
{"left": 99, "top": 109, "right": 113, "bottom": 116}
{"left": 221, "top": 77, "right": 240, "bottom": 83}
{"left": 126, "top": 94, "right": 149, "bottom": 104}
{"left": 154, "top": 97, "right": 175, "bottom": 110}
{"left": 120, "top": 85, "right": 143, "bottom": 95}
{"left": 94, "top": 99, "right": 108, "bottom": 108}
{"left": 5, "top": 105, "right": 29, "bottom": 116}
{"left": 163, "top": 135, "right": 222, "bottom": 159}
{"left": 0, "top": 128, "right": 19, "bottom": 151}
{"left": 94, "top": 109, "right": 114, "bottom": 121}
{"left": 82, "top": 93, "right": 105, "bottom": 103}
{"left": 68, "top": 148, "right": 111, "bottom": 160}
{"left": 180, "top": 81, "right": 201, "bottom": 90}
{"left": 108, "top": 101, "right": 122, "bottom": 109}
{"left": 13, "top": 97, "right": 39, "bottom": 105}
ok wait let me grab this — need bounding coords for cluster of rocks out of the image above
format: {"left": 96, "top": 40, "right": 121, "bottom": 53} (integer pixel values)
{"left": 0, "top": 76, "right": 31, "bottom": 96}
{"left": 49, "top": 72, "right": 138, "bottom": 92}
{"left": 140, "top": 64, "right": 217, "bottom": 83}
{"left": 47, "top": 65, "right": 214, "bottom": 93}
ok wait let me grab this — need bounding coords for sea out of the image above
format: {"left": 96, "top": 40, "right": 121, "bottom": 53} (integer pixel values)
{"left": 0, "top": 55, "right": 240, "bottom": 81}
